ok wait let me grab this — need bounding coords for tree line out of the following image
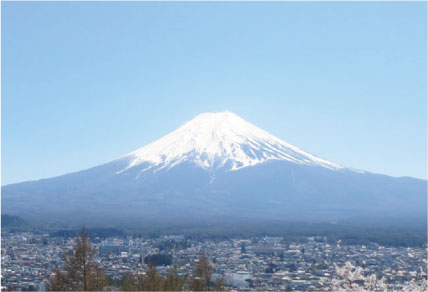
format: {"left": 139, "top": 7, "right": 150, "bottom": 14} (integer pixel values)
{"left": 44, "top": 227, "right": 428, "bottom": 292}
{"left": 47, "top": 227, "right": 227, "bottom": 291}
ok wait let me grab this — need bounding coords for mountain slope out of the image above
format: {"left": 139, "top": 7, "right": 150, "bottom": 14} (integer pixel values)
{"left": 2, "top": 112, "right": 426, "bottom": 226}
{"left": 119, "top": 111, "right": 344, "bottom": 174}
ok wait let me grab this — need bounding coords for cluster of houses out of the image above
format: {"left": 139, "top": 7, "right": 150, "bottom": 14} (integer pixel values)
{"left": 2, "top": 231, "right": 426, "bottom": 291}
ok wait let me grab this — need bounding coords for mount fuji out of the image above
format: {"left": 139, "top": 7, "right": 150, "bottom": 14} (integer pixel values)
{"left": 2, "top": 112, "right": 426, "bottom": 226}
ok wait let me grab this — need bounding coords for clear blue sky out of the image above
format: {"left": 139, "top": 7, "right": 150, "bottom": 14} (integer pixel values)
{"left": 2, "top": 1, "right": 426, "bottom": 185}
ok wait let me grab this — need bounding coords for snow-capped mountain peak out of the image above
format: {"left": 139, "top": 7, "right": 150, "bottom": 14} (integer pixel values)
{"left": 119, "top": 111, "right": 344, "bottom": 174}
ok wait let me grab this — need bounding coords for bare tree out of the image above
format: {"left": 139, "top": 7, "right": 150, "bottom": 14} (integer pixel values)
{"left": 213, "top": 275, "right": 227, "bottom": 291}
{"left": 47, "top": 268, "right": 68, "bottom": 291}
{"left": 164, "top": 266, "right": 187, "bottom": 291}
{"left": 122, "top": 273, "right": 144, "bottom": 291}
{"left": 189, "top": 253, "right": 220, "bottom": 291}
{"left": 47, "top": 227, "right": 108, "bottom": 291}
{"left": 197, "top": 254, "right": 213, "bottom": 288}
{"left": 122, "top": 265, "right": 186, "bottom": 291}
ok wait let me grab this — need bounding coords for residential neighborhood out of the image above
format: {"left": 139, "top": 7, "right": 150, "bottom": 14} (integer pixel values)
{"left": 2, "top": 230, "right": 426, "bottom": 291}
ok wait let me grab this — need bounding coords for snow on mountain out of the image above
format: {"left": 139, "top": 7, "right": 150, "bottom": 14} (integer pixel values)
{"left": 118, "top": 111, "right": 344, "bottom": 174}
{"left": 2, "top": 111, "right": 425, "bottom": 225}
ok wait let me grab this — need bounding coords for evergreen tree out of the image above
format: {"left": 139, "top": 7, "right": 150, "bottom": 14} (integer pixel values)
{"left": 240, "top": 244, "right": 246, "bottom": 254}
